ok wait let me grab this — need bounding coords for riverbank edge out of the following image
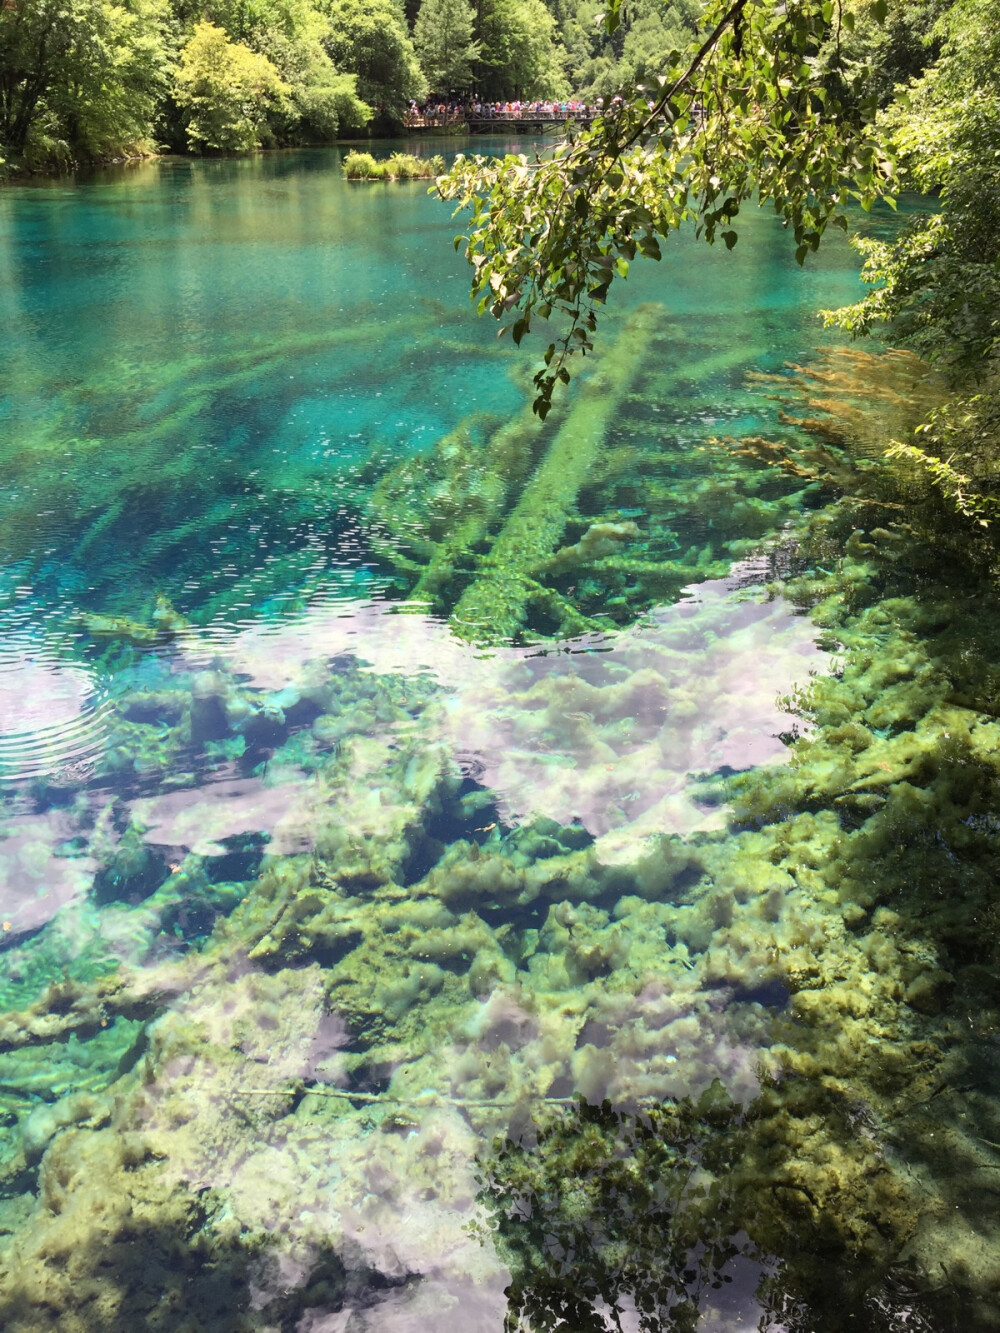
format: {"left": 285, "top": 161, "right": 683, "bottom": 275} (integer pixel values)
{"left": 0, "top": 131, "right": 477, "bottom": 186}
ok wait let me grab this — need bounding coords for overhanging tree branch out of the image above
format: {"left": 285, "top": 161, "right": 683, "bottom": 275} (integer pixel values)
{"left": 439, "top": 0, "right": 895, "bottom": 417}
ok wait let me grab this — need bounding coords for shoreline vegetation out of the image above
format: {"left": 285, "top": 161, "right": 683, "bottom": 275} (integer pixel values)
{"left": 342, "top": 149, "right": 445, "bottom": 180}
{"left": 0, "top": 0, "right": 683, "bottom": 178}
{"left": 0, "top": 141, "right": 459, "bottom": 186}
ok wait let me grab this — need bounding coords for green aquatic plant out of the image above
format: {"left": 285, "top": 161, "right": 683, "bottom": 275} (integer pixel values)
{"left": 0, "top": 294, "right": 481, "bottom": 616}
{"left": 719, "top": 343, "right": 1000, "bottom": 592}
{"left": 342, "top": 150, "right": 444, "bottom": 181}
{"left": 361, "top": 311, "right": 817, "bottom": 638}
{"left": 718, "top": 346, "right": 946, "bottom": 512}
{"left": 364, "top": 397, "right": 557, "bottom": 603}
{"left": 73, "top": 595, "right": 190, "bottom": 649}
{"left": 342, "top": 150, "right": 383, "bottom": 178}
{"left": 4, "top": 528, "right": 1000, "bottom": 1325}
{"left": 448, "top": 311, "right": 802, "bottom": 641}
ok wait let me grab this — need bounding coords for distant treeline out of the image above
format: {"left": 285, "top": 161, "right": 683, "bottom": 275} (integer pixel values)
{"left": 0, "top": 0, "right": 701, "bottom": 169}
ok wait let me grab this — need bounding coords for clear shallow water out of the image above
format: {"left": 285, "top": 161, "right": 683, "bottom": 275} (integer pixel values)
{"left": 0, "top": 149, "right": 996, "bottom": 1331}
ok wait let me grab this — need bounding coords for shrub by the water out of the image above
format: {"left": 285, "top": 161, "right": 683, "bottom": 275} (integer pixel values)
{"left": 342, "top": 150, "right": 443, "bottom": 180}
{"left": 342, "top": 151, "right": 384, "bottom": 178}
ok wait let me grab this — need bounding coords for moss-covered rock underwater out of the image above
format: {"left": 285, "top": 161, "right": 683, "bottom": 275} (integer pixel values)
{"left": 0, "top": 292, "right": 483, "bottom": 622}
{"left": 5, "top": 349, "right": 1000, "bottom": 1329}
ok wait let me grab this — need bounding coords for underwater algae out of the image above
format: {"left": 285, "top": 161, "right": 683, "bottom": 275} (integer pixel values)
{"left": 4, "top": 531, "right": 1000, "bottom": 1329}
{"left": 450, "top": 304, "right": 664, "bottom": 641}
{"left": 0, "top": 577, "right": 840, "bottom": 1331}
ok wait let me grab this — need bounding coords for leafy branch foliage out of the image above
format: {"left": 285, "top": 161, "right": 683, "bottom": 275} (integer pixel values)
{"left": 825, "top": 0, "right": 1000, "bottom": 524}
{"left": 440, "top": 0, "right": 895, "bottom": 417}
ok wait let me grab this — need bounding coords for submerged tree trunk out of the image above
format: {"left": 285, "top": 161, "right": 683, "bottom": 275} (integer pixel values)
{"left": 451, "top": 303, "right": 664, "bottom": 642}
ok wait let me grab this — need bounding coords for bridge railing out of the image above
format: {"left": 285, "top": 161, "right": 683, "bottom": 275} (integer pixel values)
{"left": 467, "top": 111, "right": 590, "bottom": 122}
{"left": 402, "top": 111, "right": 468, "bottom": 129}
{"left": 403, "top": 110, "right": 595, "bottom": 129}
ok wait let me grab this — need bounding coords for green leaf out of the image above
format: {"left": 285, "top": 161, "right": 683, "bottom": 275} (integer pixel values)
{"left": 598, "top": 0, "right": 623, "bottom": 35}
{"left": 722, "top": 231, "right": 738, "bottom": 250}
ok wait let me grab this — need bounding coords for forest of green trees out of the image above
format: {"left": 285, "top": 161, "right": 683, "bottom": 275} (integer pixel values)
{"left": 0, "top": 0, "right": 964, "bottom": 172}
{"left": 0, "top": 0, "right": 711, "bottom": 166}
{"left": 0, "top": 0, "right": 961, "bottom": 169}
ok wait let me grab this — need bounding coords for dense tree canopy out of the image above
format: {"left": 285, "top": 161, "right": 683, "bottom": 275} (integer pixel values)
{"left": 0, "top": 0, "right": 746, "bottom": 165}
{"left": 473, "top": 0, "right": 568, "bottom": 101}
{"left": 175, "top": 21, "right": 290, "bottom": 151}
{"left": 321, "top": 0, "right": 426, "bottom": 118}
{"left": 0, "top": 0, "right": 171, "bottom": 166}
{"left": 2, "top": 0, "right": 611, "bottom": 165}
{"left": 560, "top": 0, "right": 699, "bottom": 101}
{"left": 0, "top": 0, "right": 418, "bottom": 163}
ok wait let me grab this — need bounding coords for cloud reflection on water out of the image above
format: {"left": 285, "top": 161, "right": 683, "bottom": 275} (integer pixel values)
{"left": 0, "top": 578, "right": 820, "bottom": 1001}
{"left": 147, "top": 575, "right": 822, "bottom": 858}
{"left": 0, "top": 580, "right": 832, "bottom": 1332}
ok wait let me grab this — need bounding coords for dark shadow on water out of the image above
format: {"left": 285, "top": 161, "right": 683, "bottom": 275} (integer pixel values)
{"left": 474, "top": 1087, "right": 945, "bottom": 1333}
{"left": 0, "top": 1191, "right": 413, "bottom": 1333}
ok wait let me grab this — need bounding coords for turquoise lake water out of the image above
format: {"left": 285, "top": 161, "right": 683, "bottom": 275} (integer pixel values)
{"left": 0, "top": 146, "right": 998, "bottom": 1331}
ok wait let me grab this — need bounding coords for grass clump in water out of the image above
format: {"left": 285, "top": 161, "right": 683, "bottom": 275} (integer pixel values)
{"left": 342, "top": 151, "right": 444, "bottom": 181}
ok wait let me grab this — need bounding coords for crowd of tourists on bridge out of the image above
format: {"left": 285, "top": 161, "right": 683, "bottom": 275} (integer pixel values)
{"left": 467, "top": 97, "right": 606, "bottom": 119}
{"left": 404, "top": 97, "right": 620, "bottom": 127}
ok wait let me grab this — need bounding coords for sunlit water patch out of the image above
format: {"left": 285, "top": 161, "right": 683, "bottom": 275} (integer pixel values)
{"left": 0, "top": 626, "right": 111, "bottom": 785}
